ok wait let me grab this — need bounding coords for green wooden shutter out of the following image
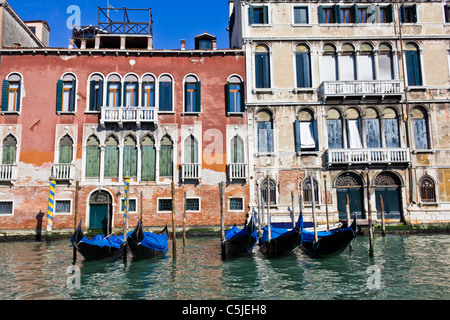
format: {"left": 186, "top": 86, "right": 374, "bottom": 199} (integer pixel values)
{"left": 249, "top": 5, "right": 254, "bottom": 25}
{"left": 2, "top": 145, "right": 16, "bottom": 165}
{"left": 354, "top": 4, "right": 360, "bottom": 23}
{"left": 59, "top": 145, "right": 73, "bottom": 164}
{"left": 123, "top": 82, "right": 128, "bottom": 107}
{"left": 104, "top": 146, "right": 119, "bottom": 178}
{"left": 159, "top": 145, "right": 173, "bottom": 177}
{"left": 294, "top": 121, "right": 301, "bottom": 152}
{"left": 387, "top": 4, "right": 394, "bottom": 23}
{"left": 263, "top": 6, "right": 269, "bottom": 24}
{"left": 89, "top": 80, "right": 96, "bottom": 111}
{"left": 141, "top": 145, "right": 156, "bottom": 181}
{"left": 2, "top": 80, "right": 9, "bottom": 112}
{"left": 195, "top": 81, "right": 201, "bottom": 112}
{"left": 86, "top": 146, "right": 100, "bottom": 178}
{"left": 318, "top": 6, "right": 324, "bottom": 23}
{"left": 335, "top": 5, "right": 341, "bottom": 23}
{"left": 123, "top": 146, "right": 137, "bottom": 177}
{"left": 56, "top": 80, "right": 63, "bottom": 112}
{"left": 70, "top": 79, "right": 76, "bottom": 112}
{"left": 226, "top": 82, "right": 231, "bottom": 113}
{"left": 240, "top": 82, "right": 245, "bottom": 112}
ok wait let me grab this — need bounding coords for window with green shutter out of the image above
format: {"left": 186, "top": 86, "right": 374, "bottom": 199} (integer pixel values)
{"left": 227, "top": 75, "right": 245, "bottom": 114}
{"left": 2, "top": 135, "right": 17, "bottom": 165}
{"left": 3, "top": 73, "right": 22, "bottom": 112}
{"left": 141, "top": 135, "right": 156, "bottom": 181}
{"left": 85, "top": 135, "right": 100, "bottom": 178}
{"left": 104, "top": 135, "right": 119, "bottom": 178}
{"left": 185, "top": 75, "right": 201, "bottom": 113}
{"left": 59, "top": 135, "right": 73, "bottom": 164}
{"left": 255, "top": 45, "right": 271, "bottom": 89}
{"left": 249, "top": 5, "right": 269, "bottom": 25}
{"left": 160, "top": 135, "right": 173, "bottom": 177}
{"left": 89, "top": 74, "right": 104, "bottom": 112}
{"left": 123, "top": 135, "right": 137, "bottom": 177}
{"left": 159, "top": 75, "right": 173, "bottom": 112}
{"left": 405, "top": 43, "right": 422, "bottom": 86}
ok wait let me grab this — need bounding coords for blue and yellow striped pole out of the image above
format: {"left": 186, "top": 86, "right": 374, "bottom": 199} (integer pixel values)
{"left": 47, "top": 175, "right": 56, "bottom": 234}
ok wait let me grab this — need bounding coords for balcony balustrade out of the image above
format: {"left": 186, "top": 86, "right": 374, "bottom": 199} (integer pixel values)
{"left": 228, "top": 163, "right": 248, "bottom": 181}
{"left": 52, "top": 163, "right": 75, "bottom": 181}
{"left": 319, "top": 80, "right": 403, "bottom": 101}
{"left": 0, "top": 164, "right": 17, "bottom": 182}
{"left": 327, "top": 148, "right": 411, "bottom": 166}
{"left": 100, "top": 106, "right": 157, "bottom": 128}
{"left": 182, "top": 163, "right": 201, "bottom": 181}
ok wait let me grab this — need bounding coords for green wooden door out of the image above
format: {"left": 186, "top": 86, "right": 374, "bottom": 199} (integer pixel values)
{"left": 89, "top": 204, "right": 108, "bottom": 232}
{"left": 337, "top": 187, "right": 364, "bottom": 220}
{"left": 376, "top": 187, "right": 402, "bottom": 220}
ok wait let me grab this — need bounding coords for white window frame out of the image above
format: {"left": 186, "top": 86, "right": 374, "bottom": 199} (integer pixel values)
{"left": 0, "top": 200, "right": 14, "bottom": 216}
{"left": 292, "top": 5, "right": 311, "bottom": 25}
{"left": 120, "top": 197, "right": 138, "bottom": 214}
{"left": 54, "top": 199, "right": 72, "bottom": 216}
{"left": 185, "top": 197, "right": 201, "bottom": 213}
{"left": 228, "top": 197, "right": 245, "bottom": 212}
{"left": 157, "top": 197, "right": 173, "bottom": 213}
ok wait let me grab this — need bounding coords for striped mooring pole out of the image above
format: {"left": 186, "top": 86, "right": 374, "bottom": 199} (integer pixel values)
{"left": 123, "top": 175, "right": 130, "bottom": 263}
{"left": 46, "top": 175, "right": 56, "bottom": 239}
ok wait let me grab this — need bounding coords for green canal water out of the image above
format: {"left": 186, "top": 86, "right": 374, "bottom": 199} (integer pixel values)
{"left": 0, "top": 234, "right": 448, "bottom": 300}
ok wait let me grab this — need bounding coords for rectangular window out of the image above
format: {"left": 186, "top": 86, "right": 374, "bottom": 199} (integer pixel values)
{"left": 294, "top": 6, "right": 309, "bottom": 24}
{"left": 55, "top": 200, "right": 71, "bottom": 215}
{"left": 257, "top": 122, "right": 273, "bottom": 153}
{"left": 358, "top": 8, "right": 368, "bottom": 23}
{"left": 186, "top": 198, "right": 200, "bottom": 212}
{"left": 296, "top": 52, "right": 311, "bottom": 88}
{"left": 250, "top": 5, "right": 268, "bottom": 25}
{"left": 327, "top": 120, "right": 344, "bottom": 149}
{"left": 0, "top": 201, "right": 13, "bottom": 215}
{"left": 322, "top": 7, "right": 335, "bottom": 23}
{"left": 158, "top": 198, "right": 173, "bottom": 212}
{"left": 229, "top": 198, "right": 244, "bottom": 212}
{"left": 228, "top": 84, "right": 243, "bottom": 113}
{"left": 89, "top": 80, "right": 103, "bottom": 111}
{"left": 400, "top": 4, "right": 417, "bottom": 23}
{"left": 340, "top": 8, "right": 354, "bottom": 23}
{"left": 121, "top": 198, "right": 137, "bottom": 213}
{"left": 108, "top": 83, "right": 121, "bottom": 107}
{"left": 185, "top": 82, "right": 201, "bottom": 113}
{"left": 445, "top": 5, "right": 450, "bottom": 23}
{"left": 8, "top": 82, "right": 20, "bottom": 112}
{"left": 365, "top": 119, "right": 381, "bottom": 148}
{"left": 413, "top": 119, "right": 429, "bottom": 150}
{"left": 347, "top": 119, "right": 363, "bottom": 149}
{"left": 125, "top": 83, "right": 138, "bottom": 107}
{"left": 159, "top": 81, "right": 173, "bottom": 112}
{"left": 255, "top": 52, "right": 271, "bottom": 89}
{"left": 143, "top": 83, "right": 155, "bottom": 107}
{"left": 294, "top": 120, "right": 318, "bottom": 152}
{"left": 62, "top": 82, "right": 75, "bottom": 112}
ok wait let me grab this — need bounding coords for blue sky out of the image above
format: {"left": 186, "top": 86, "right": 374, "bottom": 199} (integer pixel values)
{"left": 8, "top": 0, "right": 231, "bottom": 49}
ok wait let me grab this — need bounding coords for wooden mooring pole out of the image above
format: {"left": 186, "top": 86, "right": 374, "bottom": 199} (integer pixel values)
{"left": 171, "top": 181, "right": 177, "bottom": 259}
{"left": 73, "top": 180, "right": 79, "bottom": 263}
{"left": 380, "top": 194, "right": 386, "bottom": 237}
{"left": 366, "top": 170, "right": 374, "bottom": 258}
{"left": 346, "top": 194, "right": 353, "bottom": 251}
{"left": 310, "top": 175, "right": 318, "bottom": 244}
{"left": 220, "top": 182, "right": 225, "bottom": 243}
{"left": 324, "top": 178, "right": 330, "bottom": 232}
{"left": 183, "top": 191, "right": 187, "bottom": 247}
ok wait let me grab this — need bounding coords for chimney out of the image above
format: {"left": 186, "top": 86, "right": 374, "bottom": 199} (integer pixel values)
{"left": 181, "top": 39, "right": 186, "bottom": 50}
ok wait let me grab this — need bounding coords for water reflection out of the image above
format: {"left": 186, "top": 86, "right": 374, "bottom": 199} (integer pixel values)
{"left": 0, "top": 235, "right": 449, "bottom": 300}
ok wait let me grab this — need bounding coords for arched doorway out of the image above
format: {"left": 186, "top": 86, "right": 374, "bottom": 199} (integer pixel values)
{"left": 374, "top": 171, "right": 403, "bottom": 221}
{"left": 336, "top": 172, "right": 364, "bottom": 220}
{"left": 89, "top": 190, "right": 113, "bottom": 235}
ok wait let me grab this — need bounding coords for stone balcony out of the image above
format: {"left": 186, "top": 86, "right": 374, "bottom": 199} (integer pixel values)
{"left": 52, "top": 163, "right": 75, "bottom": 182}
{"left": 228, "top": 163, "right": 248, "bottom": 181}
{"left": 181, "top": 163, "right": 201, "bottom": 182}
{"left": 100, "top": 106, "right": 157, "bottom": 128}
{"left": 0, "top": 164, "right": 17, "bottom": 183}
{"left": 327, "top": 148, "right": 411, "bottom": 166}
{"left": 319, "top": 80, "right": 403, "bottom": 102}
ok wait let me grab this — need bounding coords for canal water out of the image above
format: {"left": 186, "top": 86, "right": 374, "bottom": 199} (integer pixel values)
{"left": 0, "top": 234, "right": 448, "bottom": 300}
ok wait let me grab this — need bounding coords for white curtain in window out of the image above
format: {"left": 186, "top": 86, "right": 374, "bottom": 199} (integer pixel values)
{"left": 322, "top": 55, "right": 338, "bottom": 81}
{"left": 347, "top": 120, "right": 363, "bottom": 148}
{"left": 300, "top": 122, "right": 316, "bottom": 149}
{"left": 378, "top": 54, "right": 394, "bottom": 80}
{"left": 359, "top": 55, "right": 375, "bottom": 80}
{"left": 340, "top": 55, "right": 356, "bottom": 80}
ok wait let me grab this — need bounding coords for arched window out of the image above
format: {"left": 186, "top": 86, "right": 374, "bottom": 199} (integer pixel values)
{"left": 106, "top": 74, "right": 122, "bottom": 107}
{"left": 327, "top": 108, "right": 344, "bottom": 149}
{"left": 405, "top": 43, "right": 422, "bottom": 86}
{"left": 360, "top": 43, "right": 375, "bottom": 80}
{"left": 255, "top": 45, "right": 271, "bottom": 88}
{"left": 85, "top": 136, "right": 100, "bottom": 178}
{"left": 341, "top": 43, "right": 356, "bottom": 80}
{"left": 295, "top": 109, "right": 318, "bottom": 152}
{"left": 59, "top": 135, "right": 73, "bottom": 164}
{"left": 364, "top": 108, "right": 381, "bottom": 148}
{"left": 295, "top": 44, "right": 312, "bottom": 88}
{"left": 378, "top": 43, "right": 394, "bottom": 80}
{"left": 88, "top": 73, "right": 104, "bottom": 111}
{"left": 184, "top": 75, "right": 201, "bottom": 113}
{"left": 322, "top": 44, "right": 338, "bottom": 81}
{"left": 142, "top": 74, "right": 155, "bottom": 108}
{"left": 412, "top": 106, "right": 430, "bottom": 150}
{"left": 160, "top": 135, "right": 173, "bottom": 177}
{"left": 303, "top": 178, "right": 319, "bottom": 204}
{"left": 261, "top": 179, "right": 277, "bottom": 205}
{"left": 420, "top": 177, "right": 436, "bottom": 203}
{"left": 159, "top": 74, "right": 173, "bottom": 112}
{"left": 141, "top": 135, "right": 156, "bottom": 182}
{"left": 124, "top": 74, "right": 139, "bottom": 107}
{"left": 104, "top": 135, "right": 119, "bottom": 178}
{"left": 256, "top": 109, "right": 274, "bottom": 153}
{"left": 227, "top": 75, "right": 244, "bottom": 113}
{"left": 346, "top": 108, "right": 363, "bottom": 149}
{"left": 231, "top": 135, "right": 245, "bottom": 164}
{"left": 184, "top": 135, "right": 199, "bottom": 164}
{"left": 57, "top": 73, "right": 76, "bottom": 112}
{"left": 383, "top": 107, "right": 400, "bottom": 148}
{"left": 2, "top": 135, "right": 17, "bottom": 165}
{"left": 2, "top": 73, "right": 22, "bottom": 112}
{"left": 123, "top": 135, "right": 137, "bottom": 177}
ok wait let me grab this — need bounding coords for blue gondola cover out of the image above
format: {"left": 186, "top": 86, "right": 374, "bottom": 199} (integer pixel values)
{"left": 127, "top": 230, "right": 168, "bottom": 253}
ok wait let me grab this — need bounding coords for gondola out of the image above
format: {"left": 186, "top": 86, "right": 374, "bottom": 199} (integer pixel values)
{"left": 300, "top": 217, "right": 358, "bottom": 257}
{"left": 127, "top": 220, "right": 168, "bottom": 259}
{"left": 221, "top": 214, "right": 258, "bottom": 260}
{"left": 260, "top": 214, "right": 302, "bottom": 258}
{"left": 71, "top": 221, "right": 124, "bottom": 261}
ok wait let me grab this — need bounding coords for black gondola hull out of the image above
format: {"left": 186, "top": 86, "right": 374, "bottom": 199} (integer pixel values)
{"left": 222, "top": 235, "right": 257, "bottom": 259}
{"left": 261, "top": 230, "right": 302, "bottom": 258}
{"left": 73, "top": 241, "right": 124, "bottom": 261}
{"left": 127, "top": 223, "right": 168, "bottom": 260}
